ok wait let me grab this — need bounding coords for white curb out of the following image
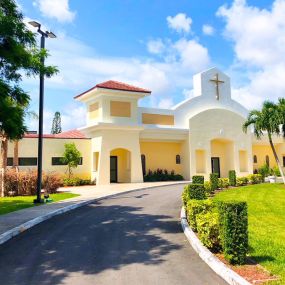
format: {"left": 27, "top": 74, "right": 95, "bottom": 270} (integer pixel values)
{"left": 180, "top": 207, "right": 251, "bottom": 285}
{"left": 0, "top": 182, "right": 188, "bottom": 246}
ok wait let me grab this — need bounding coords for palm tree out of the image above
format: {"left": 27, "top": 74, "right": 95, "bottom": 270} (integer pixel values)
{"left": 243, "top": 101, "right": 285, "bottom": 184}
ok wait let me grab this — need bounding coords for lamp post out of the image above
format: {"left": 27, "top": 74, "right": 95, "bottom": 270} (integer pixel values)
{"left": 29, "top": 21, "right": 56, "bottom": 204}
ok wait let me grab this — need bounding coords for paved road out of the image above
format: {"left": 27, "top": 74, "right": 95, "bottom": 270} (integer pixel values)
{"left": 0, "top": 184, "right": 226, "bottom": 285}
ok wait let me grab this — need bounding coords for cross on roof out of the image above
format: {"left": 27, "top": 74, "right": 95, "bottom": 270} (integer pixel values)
{"left": 210, "top": 73, "right": 224, "bottom": 100}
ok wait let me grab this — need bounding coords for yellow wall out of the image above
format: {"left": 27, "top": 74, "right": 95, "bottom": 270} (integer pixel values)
{"left": 140, "top": 141, "right": 182, "bottom": 174}
{"left": 196, "top": 149, "right": 206, "bottom": 173}
{"left": 110, "top": 101, "right": 131, "bottom": 117}
{"left": 252, "top": 145, "right": 276, "bottom": 171}
{"left": 110, "top": 148, "right": 130, "bottom": 182}
{"left": 142, "top": 113, "right": 174, "bottom": 125}
{"left": 7, "top": 138, "right": 91, "bottom": 179}
{"left": 89, "top": 102, "right": 99, "bottom": 119}
{"left": 239, "top": 150, "right": 248, "bottom": 172}
{"left": 211, "top": 139, "right": 234, "bottom": 177}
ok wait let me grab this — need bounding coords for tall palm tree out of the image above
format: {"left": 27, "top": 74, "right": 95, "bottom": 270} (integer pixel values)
{"left": 243, "top": 101, "right": 285, "bottom": 184}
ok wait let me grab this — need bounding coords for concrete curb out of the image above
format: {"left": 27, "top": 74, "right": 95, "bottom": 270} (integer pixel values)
{"left": 180, "top": 207, "right": 251, "bottom": 285}
{"left": 0, "top": 182, "right": 188, "bottom": 246}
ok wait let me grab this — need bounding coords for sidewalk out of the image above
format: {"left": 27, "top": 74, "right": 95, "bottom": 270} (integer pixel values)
{"left": 0, "top": 181, "right": 188, "bottom": 244}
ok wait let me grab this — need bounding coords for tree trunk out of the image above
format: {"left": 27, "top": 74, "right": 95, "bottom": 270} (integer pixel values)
{"left": 13, "top": 140, "right": 19, "bottom": 168}
{"left": 268, "top": 133, "right": 285, "bottom": 184}
{"left": 0, "top": 136, "right": 8, "bottom": 197}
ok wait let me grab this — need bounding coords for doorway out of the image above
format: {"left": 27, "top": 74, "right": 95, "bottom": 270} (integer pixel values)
{"left": 211, "top": 157, "right": 220, "bottom": 178}
{"left": 110, "top": 156, "right": 118, "bottom": 183}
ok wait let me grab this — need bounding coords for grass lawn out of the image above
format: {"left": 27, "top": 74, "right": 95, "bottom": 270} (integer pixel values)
{"left": 213, "top": 183, "right": 285, "bottom": 284}
{"left": 0, "top": 193, "right": 79, "bottom": 216}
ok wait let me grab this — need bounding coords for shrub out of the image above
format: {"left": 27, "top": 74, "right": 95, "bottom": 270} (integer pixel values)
{"left": 258, "top": 164, "right": 271, "bottom": 180}
{"left": 247, "top": 174, "right": 262, "bottom": 184}
{"left": 228, "top": 170, "right": 236, "bottom": 186}
{"left": 182, "top": 185, "right": 190, "bottom": 206}
{"left": 192, "top": 175, "right": 204, "bottom": 184}
{"left": 210, "top": 173, "right": 219, "bottom": 191}
{"left": 196, "top": 210, "right": 221, "bottom": 252}
{"left": 63, "top": 177, "right": 93, "bottom": 187}
{"left": 272, "top": 166, "right": 281, "bottom": 177}
{"left": 236, "top": 177, "right": 248, "bottom": 186}
{"left": 18, "top": 170, "right": 38, "bottom": 196}
{"left": 143, "top": 169, "right": 184, "bottom": 182}
{"left": 218, "top": 201, "right": 248, "bottom": 265}
{"left": 218, "top": 178, "right": 230, "bottom": 189}
{"left": 43, "top": 173, "right": 63, "bottom": 194}
{"left": 204, "top": 181, "right": 212, "bottom": 196}
{"left": 186, "top": 199, "right": 214, "bottom": 232}
{"left": 4, "top": 169, "right": 19, "bottom": 196}
{"left": 188, "top": 183, "right": 206, "bottom": 200}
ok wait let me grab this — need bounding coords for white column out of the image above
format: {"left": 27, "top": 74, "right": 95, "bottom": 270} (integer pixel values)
{"left": 130, "top": 142, "right": 143, "bottom": 183}
{"left": 97, "top": 148, "right": 110, "bottom": 185}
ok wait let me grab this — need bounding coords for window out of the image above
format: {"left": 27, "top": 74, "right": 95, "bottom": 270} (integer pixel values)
{"left": 265, "top": 155, "right": 270, "bottom": 166}
{"left": 51, "top": 157, "right": 83, "bottom": 166}
{"left": 7, "top": 157, "right": 13, "bottom": 166}
{"left": 253, "top": 155, "right": 257, "bottom": 163}
{"left": 19, "top": 157, "right": 37, "bottom": 166}
{"left": 283, "top": 156, "right": 285, "bottom": 167}
{"left": 141, "top": 154, "right": 146, "bottom": 176}
{"left": 176, "top": 155, "right": 181, "bottom": 164}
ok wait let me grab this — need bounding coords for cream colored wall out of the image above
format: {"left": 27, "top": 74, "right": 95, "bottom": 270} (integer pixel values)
{"left": 189, "top": 109, "right": 252, "bottom": 178}
{"left": 142, "top": 113, "right": 174, "bottom": 125}
{"left": 7, "top": 138, "right": 91, "bottom": 179}
{"left": 252, "top": 145, "right": 276, "bottom": 171}
{"left": 140, "top": 141, "right": 182, "bottom": 174}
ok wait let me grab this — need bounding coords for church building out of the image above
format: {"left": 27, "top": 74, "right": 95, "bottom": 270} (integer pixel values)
{"left": 7, "top": 68, "right": 285, "bottom": 184}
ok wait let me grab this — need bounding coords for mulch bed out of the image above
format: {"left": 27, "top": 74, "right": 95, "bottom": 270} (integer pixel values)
{"left": 215, "top": 254, "right": 279, "bottom": 284}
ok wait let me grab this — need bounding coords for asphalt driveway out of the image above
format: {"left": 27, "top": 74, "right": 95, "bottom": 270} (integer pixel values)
{"left": 0, "top": 184, "right": 226, "bottom": 285}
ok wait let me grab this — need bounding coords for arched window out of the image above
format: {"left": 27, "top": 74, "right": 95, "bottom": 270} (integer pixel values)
{"left": 176, "top": 155, "right": 181, "bottom": 164}
{"left": 266, "top": 155, "right": 270, "bottom": 166}
{"left": 253, "top": 155, "right": 257, "bottom": 164}
{"left": 141, "top": 154, "right": 146, "bottom": 176}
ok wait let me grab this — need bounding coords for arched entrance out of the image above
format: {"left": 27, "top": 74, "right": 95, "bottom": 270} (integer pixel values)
{"left": 110, "top": 148, "right": 131, "bottom": 183}
{"left": 210, "top": 138, "right": 234, "bottom": 178}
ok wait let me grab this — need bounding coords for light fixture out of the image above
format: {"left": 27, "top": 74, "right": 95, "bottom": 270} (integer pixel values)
{"left": 46, "top": 31, "right": 56, "bottom": 38}
{"left": 28, "top": 21, "right": 41, "bottom": 28}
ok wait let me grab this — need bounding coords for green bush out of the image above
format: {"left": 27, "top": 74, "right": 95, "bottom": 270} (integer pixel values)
{"left": 192, "top": 175, "right": 204, "bottom": 184}
{"left": 63, "top": 177, "right": 93, "bottom": 187}
{"left": 218, "top": 178, "right": 230, "bottom": 189}
{"left": 228, "top": 170, "right": 236, "bottom": 186}
{"left": 247, "top": 174, "right": 262, "bottom": 184}
{"left": 210, "top": 173, "right": 219, "bottom": 191}
{"left": 182, "top": 185, "right": 190, "bottom": 207}
{"left": 236, "top": 177, "right": 248, "bottom": 186}
{"left": 204, "top": 181, "right": 212, "bottom": 196}
{"left": 218, "top": 201, "right": 248, "bottom": 265}
{"left": 143, "top": 169, "right": 184, "bottom": 182}
{"left": 43, "top": 173, "right": 63, "bottom": 194}
{"left": 258, "top": 164, "right": 271, "bottom": 180}
{"left": 196, "top": 210, "right": 221, "bottom": 252}
{"left": 188, "top": 183, "right": 206, "bottom": 200}
{"left": 272, "top": 166, "right": 281, "bottom": 177}
{"left": 186, "top": 199, "right": 214, "bottom": 232}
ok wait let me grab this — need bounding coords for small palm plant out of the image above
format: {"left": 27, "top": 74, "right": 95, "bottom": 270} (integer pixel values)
{"left": 243, "top": 101, "right": 285, "bottom": 184}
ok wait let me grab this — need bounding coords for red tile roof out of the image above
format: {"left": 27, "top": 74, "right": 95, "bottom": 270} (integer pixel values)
{"left": 74, "top": 80, "right": 151, "bottom": 99}
{"left": 23, "top": 129, "right": 88, "bottom": 139}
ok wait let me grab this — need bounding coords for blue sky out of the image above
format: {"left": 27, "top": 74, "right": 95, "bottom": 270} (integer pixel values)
{"left": 18, "top": 0, "right": 285, "bottom": 132}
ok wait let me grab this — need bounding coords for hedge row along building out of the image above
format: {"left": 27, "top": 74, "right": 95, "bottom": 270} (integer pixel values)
{"left": 7, "top": 68, "right": 285, "bottom": 184}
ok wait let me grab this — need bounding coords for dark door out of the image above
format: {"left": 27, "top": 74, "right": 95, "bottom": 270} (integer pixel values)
{"left": 211, "top": 157, "right": 220, "bottom": 178}
{"left": 110, "top": 156, "right": 118, "bottom": 183}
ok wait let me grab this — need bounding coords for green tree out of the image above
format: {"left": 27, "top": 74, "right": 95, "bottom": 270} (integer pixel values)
{"left": 62, "top": 143, "right": 82, "bottom": 178}
{"left": 243, "top": 101, "right": 285, "bottom": 184}
{"left": 51, "top": 111, "right": 62, "bottom": 134}
{"left": 0, "top": 0, "right": 58, "bottom": 196}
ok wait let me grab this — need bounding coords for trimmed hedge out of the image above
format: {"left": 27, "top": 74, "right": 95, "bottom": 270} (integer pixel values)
{"left": 188, "top": 183, "right": 206, "bottom": 200}
{"left": 247, "top": 174, "right": 262, "bottom": 184}
{"left": 218, "top": 201, "right": 248, "bottom": 265}
{"left": 186, "top": 199, "right": 214, "bottom": 232}
{"left": 210, "top": 173, "right": 219, "bottom": 191}
{"left": 192, "top": 175, "right": 204, "bottom": 184}
{"left": 196, "top": 210, "right": 221, "bottom": 252}
{"left": 182, "top": 185, "right": 190, "bottom": 207}
{"left": 218, "top": 178, "right": 229, "bottom": 189}
{"left": 144, "top": 169, "right": 184, "bottom": 182}
{"left": 204, "top": 181, "right": 212, "bottom": 195}
{"left": 228, "top": 170, "right": 236, "bottom": 186}
{"left": 63, "top": 177, "right": 93, "bottom": 186}
{"left": 236, "top": 177, "right": 248, "bottom": 186}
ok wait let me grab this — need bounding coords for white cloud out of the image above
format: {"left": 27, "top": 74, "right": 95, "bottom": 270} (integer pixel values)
{"left": 33, "top": 0, "right": 75, "bottom": 23}
{"left": 167, "top": 13, "right": 192, "bottom": 33}
{"left": 158, "top": 98, "right": 174, "bottom": 109}
{"left": 202, "top": 24, "right": 215, "bottom": 36}
{"left": 218, "top": 0, "right": 285, "bottom": 108}
{"left": 147, "top": 39, "right": 165, "bottom": 54}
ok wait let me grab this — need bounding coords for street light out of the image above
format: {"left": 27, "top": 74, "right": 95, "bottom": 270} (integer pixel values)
{"left": 29, "top": 21, "right": 56, "bottom": 204}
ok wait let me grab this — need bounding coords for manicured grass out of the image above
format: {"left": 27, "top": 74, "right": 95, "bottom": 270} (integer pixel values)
{"left": 213, "top": 183, "right": 285, "bottom": 284}
{"left": 0, "top": 193, "right": 79, "bottom": 216}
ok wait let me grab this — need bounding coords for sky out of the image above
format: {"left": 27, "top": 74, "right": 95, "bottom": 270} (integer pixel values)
{"left": 17, "top": 0, "right": 285, "bottom": 133}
